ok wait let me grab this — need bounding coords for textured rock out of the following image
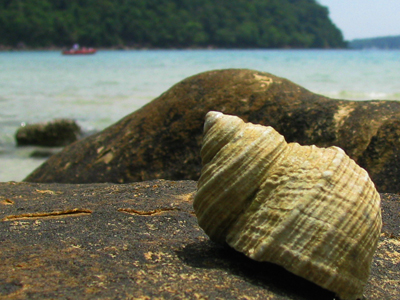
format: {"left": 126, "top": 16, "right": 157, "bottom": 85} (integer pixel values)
{"left": 358, "top": 119, "right": 400, "bottom": 192}
{"left": 16, "top": 119, "right": 81, "bottom": 147}
{"left": 0, "top": 180, "right": 399, "bottom": 299}
{"left": 24, "top": 69, "right": 400, "bottom": 192}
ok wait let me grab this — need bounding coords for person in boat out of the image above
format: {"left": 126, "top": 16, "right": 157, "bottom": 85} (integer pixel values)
{"left": 72, "top": 44, "right": 79, "bottom": 50}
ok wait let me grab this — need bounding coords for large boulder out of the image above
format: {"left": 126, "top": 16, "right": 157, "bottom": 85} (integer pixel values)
{"left": 24, "top": 69, "right": 400, "bottom": 192}
{"left": 16, "top": 119, "right": 81, "bottom": 147}
{"left": 0, "top": 180, "right": 399, "bottom": 299}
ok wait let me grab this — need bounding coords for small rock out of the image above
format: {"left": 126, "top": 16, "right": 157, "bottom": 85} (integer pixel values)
{"left": 15, "top": 119, "right": 81, "bottom": 147}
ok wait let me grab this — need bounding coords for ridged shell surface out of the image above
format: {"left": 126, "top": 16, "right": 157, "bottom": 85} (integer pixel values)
{"left": 194, "top": 111, "right": 382, "bottom": 300}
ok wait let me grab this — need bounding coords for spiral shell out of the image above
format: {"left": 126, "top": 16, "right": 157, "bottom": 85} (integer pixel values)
{"left": 194, "top": 111, "right": 382, "bottom": 300}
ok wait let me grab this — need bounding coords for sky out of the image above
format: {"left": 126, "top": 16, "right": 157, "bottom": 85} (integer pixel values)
{"left": 317, "top": 0, "right": 400, "bottom": 40}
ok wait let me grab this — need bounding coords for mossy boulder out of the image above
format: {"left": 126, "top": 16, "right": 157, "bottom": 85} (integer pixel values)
{"left": 24, "top": 69, "right": 400, "bottom": 192}
{"left": 16, "top": 119, "right": 81, "bottom": 147}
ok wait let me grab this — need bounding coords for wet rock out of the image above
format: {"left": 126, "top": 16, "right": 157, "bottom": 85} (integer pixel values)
{"left": 15, "top": 119, "right": 81, "bottom": 147}
{"left": 24, "top": 69, "right": 400, "bottom": 192}
{"left": 0, "top": 180, "right": 399, "bottom": 299}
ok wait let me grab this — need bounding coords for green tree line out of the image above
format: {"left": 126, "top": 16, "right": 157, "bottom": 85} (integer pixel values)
{"left": 0, "top": 0, "right": 346, "bottom": 48}
{"left": 350, "top": 35, "right": 400, "bottom": 49}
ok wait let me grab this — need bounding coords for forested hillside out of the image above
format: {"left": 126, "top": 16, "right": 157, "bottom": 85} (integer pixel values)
{"left": 0, "top": 0, "right": 346, "bottom": 49}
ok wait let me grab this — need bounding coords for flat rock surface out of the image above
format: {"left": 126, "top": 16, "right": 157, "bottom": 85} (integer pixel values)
{"left": 0, "top": 180, "right": 399, "bottom": 299}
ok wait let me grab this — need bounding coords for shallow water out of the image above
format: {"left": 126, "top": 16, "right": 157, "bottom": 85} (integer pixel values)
{"left": 1, "top": 49, "right": 399, "bottom": 181}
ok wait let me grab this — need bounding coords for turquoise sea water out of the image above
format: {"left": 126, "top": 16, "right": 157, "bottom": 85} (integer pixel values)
{"left": 1, "top": 49, "right": 400, "bottom": 181}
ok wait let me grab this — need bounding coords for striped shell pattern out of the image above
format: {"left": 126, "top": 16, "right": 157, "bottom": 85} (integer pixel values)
{"left": 194, "top": 111, "right": 382, "bottom": 300}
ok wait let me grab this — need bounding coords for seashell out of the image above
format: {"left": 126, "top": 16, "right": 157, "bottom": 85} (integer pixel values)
{"left": 193, "top": 111, "right": 382, "bottom": 300}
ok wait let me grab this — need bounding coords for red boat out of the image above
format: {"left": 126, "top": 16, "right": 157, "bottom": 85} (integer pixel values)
{"left": 62, "top": 47, "right": 97, "bottom": 55}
